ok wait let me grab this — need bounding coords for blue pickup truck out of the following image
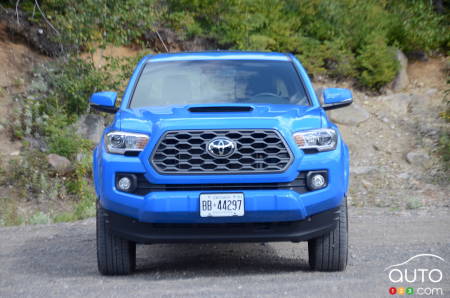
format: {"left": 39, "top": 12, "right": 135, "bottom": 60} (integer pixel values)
{"left": 90, "top": 51, "right": 352, "bottom": 275}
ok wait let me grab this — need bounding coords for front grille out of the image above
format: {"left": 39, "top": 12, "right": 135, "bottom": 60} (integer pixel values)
{"left": 150, "top": 129, "right": 293, "bottom": 174}
{"left": 117, "top": 172, "right": 307, "bottom": 196}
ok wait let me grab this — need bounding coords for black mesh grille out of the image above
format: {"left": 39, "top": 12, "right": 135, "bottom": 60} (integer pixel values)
{"left": 150, "top": 129, "right": 293, "bottom": 174}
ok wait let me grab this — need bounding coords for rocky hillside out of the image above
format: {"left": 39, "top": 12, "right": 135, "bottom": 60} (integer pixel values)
{"left": 324, "top": 57, "right": 449, "bottom": 209}
{"left": 0, "top": 2, "right": 448, "bottom": 225}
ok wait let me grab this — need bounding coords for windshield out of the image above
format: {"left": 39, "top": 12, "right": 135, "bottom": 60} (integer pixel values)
{"left": 129, "top": 60, "right": 309, "bottom": 108}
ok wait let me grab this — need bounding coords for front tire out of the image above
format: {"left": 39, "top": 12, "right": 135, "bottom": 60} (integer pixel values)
{"left": 96, "top": 202, "right": 136, "bottom": 275}
{"left": 308, "top": 197, "right": 348, "bottom": 271}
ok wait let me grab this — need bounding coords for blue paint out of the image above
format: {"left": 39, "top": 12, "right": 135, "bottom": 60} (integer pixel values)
{"left": 93, "top": 52, "right": 351, "bottom": 224}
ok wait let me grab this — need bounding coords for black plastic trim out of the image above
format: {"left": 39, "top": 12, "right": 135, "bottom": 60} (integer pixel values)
{"left": 189, "top": 106, "right": 253, "bottom": 113}
{"left": 101, "top": 206, "right": 339, "bottom": 244}
{"left": 322, "top": 99, "right": 353, "bottom": 111}
{"left": 116, "top": 172, "right": 308, "bottom": 196}
{"left": 90, "top": 104, "right": 118, "bottom": 114}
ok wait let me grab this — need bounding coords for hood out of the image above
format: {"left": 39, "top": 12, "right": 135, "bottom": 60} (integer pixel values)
{"left": 116, "top": 103, "right": 323, "bottom": 135}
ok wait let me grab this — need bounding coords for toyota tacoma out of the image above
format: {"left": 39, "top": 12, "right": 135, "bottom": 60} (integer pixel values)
{"left": 90, "top": 51, "right": 352, "bottom": 275}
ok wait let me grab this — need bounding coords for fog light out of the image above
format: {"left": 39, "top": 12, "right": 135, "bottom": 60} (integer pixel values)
{"left": 311, "top": 174, "right": 325, "bottom": 188}
{"left": 116, "top": 174, "right": 137, "bottom": 193}
{"left": 118, "top": 177, "right": 132, "bottom": 191}
{"left": 306, "top": 171, "right": 328, "bottom": 190}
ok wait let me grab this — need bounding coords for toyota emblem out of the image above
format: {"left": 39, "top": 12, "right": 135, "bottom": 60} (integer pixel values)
{"left": 207, "top": 137, "right": 236, "bottom": 157}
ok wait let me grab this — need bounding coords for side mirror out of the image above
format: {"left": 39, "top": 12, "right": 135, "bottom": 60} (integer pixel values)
{"left": 321, "top": 88, "right": 352, "bottom": 110}
{"left": 90, "top": 91, "right": 118, "bottom": 113}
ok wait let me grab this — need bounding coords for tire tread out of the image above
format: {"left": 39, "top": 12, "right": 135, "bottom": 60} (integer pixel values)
{"left": 308, "top": 198, "right": 348, "bottom": 271}
{"left": 97, "top": 203, "right": 136, "bottom": 275}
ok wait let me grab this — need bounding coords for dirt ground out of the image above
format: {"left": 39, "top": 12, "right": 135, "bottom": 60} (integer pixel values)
{"left": 1, "top": 208, "right": 449, "bottom": 298}
{"left": 0, "top": 23, "right": 41, "bottom": 157}
{"left": 318, "top": 55, "right": 449, "bottom": 209}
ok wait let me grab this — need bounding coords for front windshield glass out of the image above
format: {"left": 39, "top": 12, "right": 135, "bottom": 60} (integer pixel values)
{"left": 130, "top": 60, "right": 309, "bottom": 108}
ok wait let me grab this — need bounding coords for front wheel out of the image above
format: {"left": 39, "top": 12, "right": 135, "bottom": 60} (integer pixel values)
{"left": 96, "top": 202, "right": 136, "bottom": 275}
{"left": 308, "top": 197, "right": 348, "bottom": 271}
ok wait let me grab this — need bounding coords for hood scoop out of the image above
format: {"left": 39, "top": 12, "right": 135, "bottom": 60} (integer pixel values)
{"left": 188, "top": 106, "right": 253, "bottom": 113}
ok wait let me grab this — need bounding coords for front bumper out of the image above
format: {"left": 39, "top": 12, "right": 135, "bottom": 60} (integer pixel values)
{"left": 93, "top": 127, "right": 349, "bottom": 224}
{"left": 101, "top": 205, "right": 340, "bottom": 244}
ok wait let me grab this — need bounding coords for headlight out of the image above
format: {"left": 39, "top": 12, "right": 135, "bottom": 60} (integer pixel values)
{"left": 105, "top": 131, "right": 149, "bottom": 154}
{"left": 293, "top": 129, "right": 337, "bottom": 152}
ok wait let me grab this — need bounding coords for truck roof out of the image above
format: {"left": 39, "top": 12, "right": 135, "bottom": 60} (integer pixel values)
{"left": 147, "top": 51, "right": 291, "bottom": 62}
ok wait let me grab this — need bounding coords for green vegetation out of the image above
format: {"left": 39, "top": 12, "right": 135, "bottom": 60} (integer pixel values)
{"left": 356, "top": 35, "right": 398, "bottom": 90}
{"left": 0, "top": 55, "right": 144, "bottom": 225}
{"left": 0, "top": 0, "right": 448, "bottom": 225}
{"left": 0, "top": 197, "right": 24, "bottom": 226}
{"left": 439, "top": 132, "right": 450, "bottom": 171}
{"left": 163, "top": 0, "right": 448, "bottom": 89}
{"left": 439, "top": 71, "right": 450, "bottom": 171}
{"left": 5, "top": 0, "right": 448, "bottom": 89}
{"left": 19, "top": 0, "right": 160, "bottom": 51}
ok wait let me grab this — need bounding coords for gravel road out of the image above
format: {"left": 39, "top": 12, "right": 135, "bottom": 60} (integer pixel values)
{"left": 1, "top": 207, "right": 449, "bottom": 298}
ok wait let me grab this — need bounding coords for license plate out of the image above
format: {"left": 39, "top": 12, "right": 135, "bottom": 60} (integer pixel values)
{"left": 199, "top": 193, "right": 244, "bottom": 217}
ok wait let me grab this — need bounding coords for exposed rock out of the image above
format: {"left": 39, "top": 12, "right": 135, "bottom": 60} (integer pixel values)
{"left": 398, "top": 172, "right": 410, "bottom": 180}
{"left": 377, "top": 93, "right": 412, "bottom": 116}
{"left": 0, "top": 8, "right": 63, "bottom": 56}
{"left": 9, "top": 151, "right": 20, "bottom": 156}
{"left": 328, "top": 103, "right": 370, "bottom": 125}
{"left": 407, "top": 50, "right": 428, "bottom": 61}
{"left": 47, "top": 154, "right": 72, "bottom": 174}
{"left": 391, "top": 50, "right": 409, "bottom": 92}
{"left": 74, "top": 114, "right": 105, "bottom": 143}
{"left": 350, "top": 166, "right": 378, "bottom": 175}
{"left": 76, "top": 152, "right": 86, "bottom": 162}
{"left": 142, "top": 27, "right": 217, "bottom": 53}
{"left": 24, "top": 136, "right": 48, "bottom": 152}
{"left": 29, "top": 77, "right": 48, "bottom": 93}
{"left": 361, "top": 179, "right": 373, "bottom": 189}
{"left": 425, "top": 88, "right": 438, "bottom": 96}
{"left": 408, "top": 94, "right": 428, "bottom": 114}
{"left": 143, "top": 28, "right": 182, "bottom": 52}
{"left": 183, "top": 36, "right": 218, "bottom": 51}
{"left": 406, "top": 150, "right": 430, "bottom": 167}
{"left": 416, "top": 122, "right": 441, "bottom": 137}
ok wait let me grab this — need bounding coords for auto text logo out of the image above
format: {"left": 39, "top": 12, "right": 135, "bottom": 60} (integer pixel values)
{"left": 385, "top": 254, "right": 446, "bottom": 296}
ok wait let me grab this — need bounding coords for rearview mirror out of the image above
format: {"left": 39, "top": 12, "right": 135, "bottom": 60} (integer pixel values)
{"left": 90, "top": 91, "right": 118, "bottom": 113}
{"left": 321, "top": 88, "right": 352, "bottom": 110}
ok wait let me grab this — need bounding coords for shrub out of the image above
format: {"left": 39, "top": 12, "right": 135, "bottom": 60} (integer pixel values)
{"left": 4, "top": 149, "right": 65, "bottom": 202}
{"left": 0, "top": 197, "right": 24, "bottom": 226}
{"left": 47, "top": 129, "right": 89, "bottom": 159}
{"left": 356, "top": 35, "right": 399, "bottom": 90}
{"left": 15, "top": 54, "right": 144, "bottom": 154}
{"left": 29, "top": 211, "right": 52, "bottom": 225}
{"left": 48, "top": 58, "right": 116, "bottom": 115}
{"left": 46, "top": 55, "right": 144, "bottom": 116}
{"left": 11, "top": 0, "right": 448, "bottom": 89}
{"left": 439, "top": 133, "right": 450, "bottom": 170}
{"left": 439, "top": 81, "right": 450, "bottom": 170}
{"left": 163, "top": 0, "right": 447, "bottom": 89}
{"left": 387, "top": 0, "right": 448, "bottom": 53}
{"left": 29, "top": 0, "right": 159, "bottom": 51}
